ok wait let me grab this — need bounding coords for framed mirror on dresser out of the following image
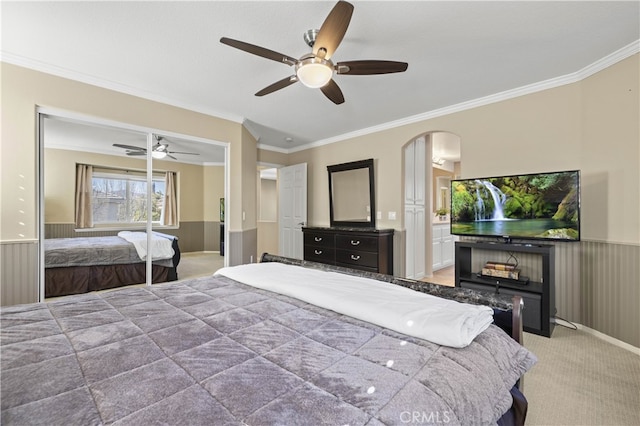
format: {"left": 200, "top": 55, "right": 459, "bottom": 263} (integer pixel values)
{"left": 303, "top": 159, "right": 394, "bottom": 275}
{"left": 327, "top": 158, "right": 376, "bottom": 228}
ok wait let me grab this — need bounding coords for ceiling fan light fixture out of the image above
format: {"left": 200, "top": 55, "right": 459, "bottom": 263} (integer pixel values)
{"left": 152, "top": 151, "right": 167, "bottom": 159}
{"left": 296, "top": 56, "right": 334, "bottom": 88}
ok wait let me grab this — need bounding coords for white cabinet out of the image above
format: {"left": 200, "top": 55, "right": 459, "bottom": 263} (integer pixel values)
{"left": 432, "top": 224, "right": 454, "bottom": 271}
{"left": 405, "top": 205, "right": 426, "bottom": 279}
{"left": 404, "top": 138, "right": 425, "bottom": 205}
{"left": 404, "top": 137, "right": 427, "bottom": 279}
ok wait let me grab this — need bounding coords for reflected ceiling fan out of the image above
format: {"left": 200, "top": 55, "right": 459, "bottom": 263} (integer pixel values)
{"left": 220, "top": 0, "right": 408, "bottom": 105}
{"left": 113, "top": 136, "right": 199, "bottom": 160}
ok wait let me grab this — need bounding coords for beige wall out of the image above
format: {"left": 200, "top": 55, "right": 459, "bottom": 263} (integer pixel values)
{"left": 4, "top": 57, "right": 636, "bottom": 245}
{"left": 259, "top": 179, "right": 277, "bottom": 221}
{"left": 432, "top": 167, "right": 454, "bottom": 213}
{"left": 287, "top": 54, "right": 639, "bottom": 347}
{"left": 204, "top": 165, "right": 225, "bottom": 222}
{"left": 257, "top": 174, "right": 278, "bottom": 260}
{"left": 580, "top": 55, "right": 640, "bottom": 243}
{"left": 240, "top": 125, "right": 258, "bottom": 230}
{"left": 291, "top": 55, "right": 639, "bottom": 245}
{"left": 257, "top": 221, "right": 278, "bottom": 259}
{"left": 257, "top": 148, "right": 288, "bottom": 167}
{"left": 1, "top": 55, "right": 638, "bottom": 344}
{"left": 1, "top": 62, "right": 252, "bottom": 242}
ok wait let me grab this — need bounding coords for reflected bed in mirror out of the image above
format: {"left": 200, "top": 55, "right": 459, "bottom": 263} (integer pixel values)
{"left": 327, "top": 158, "right": 375, "bottom": 228}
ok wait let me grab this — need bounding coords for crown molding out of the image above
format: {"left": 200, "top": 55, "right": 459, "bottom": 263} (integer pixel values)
{"left": 577, "top": 39, "right": 639, "bottom": 80}
{"left": 256, "top": 142, "right": 290, "bottom": 154}
{"left": 4, "top": 38, "right": 639, "bottom": 156}
{"left": 286, "top": 72, "right": 578, "bottom": 153}
{"left": 279, "top": 39, "right": 640, "bottom": 154}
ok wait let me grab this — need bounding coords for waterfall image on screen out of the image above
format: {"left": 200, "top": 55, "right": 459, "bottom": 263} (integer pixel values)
{"left": 450, "top": 170, "right": 580, "bottom": 241}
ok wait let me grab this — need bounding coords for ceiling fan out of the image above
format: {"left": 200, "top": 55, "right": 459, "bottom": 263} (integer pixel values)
{"left": 220, "top": 0, "right": 408, "bottom": 105}
{"left": 113, "top": 136, "right": 199, "bottom": 160}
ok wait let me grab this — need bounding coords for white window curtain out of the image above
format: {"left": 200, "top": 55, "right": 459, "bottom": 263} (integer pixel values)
{"left": 74, "top": 163, "right": 93, "bottom": 228}
{"left": 163, "top": 171, "right": 178, "bottom": 226}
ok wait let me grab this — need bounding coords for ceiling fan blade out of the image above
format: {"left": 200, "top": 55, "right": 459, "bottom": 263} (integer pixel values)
{"left": 336, "top": 60, "right": 408, "bottom": 75}
{"left": 167, "top": 154, "right": 178, "bottom": 160}
{"left": 114, "top": 143, "right": 146, "bottom": 151}
{"left": 320, "top": 79, "right": 345, "bottom": 105}
{"left": 220, "top": 37, "right": 297, "bottom": 66}
{"left": 255, "top": 76, "right": 298, "bottom": 97}
{"left": 313, "top": 1, "right": 354, "bottom": 60}
{"left": 126, "top": 151, "right": 146, "bottom": 156}
{"left": 168, "top": 151, "right": 200, "bottom": 155}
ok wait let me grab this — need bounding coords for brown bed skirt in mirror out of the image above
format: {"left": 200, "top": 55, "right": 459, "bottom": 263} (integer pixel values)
{"left": 45, "top": 264, "right": 171, "bottom": 298}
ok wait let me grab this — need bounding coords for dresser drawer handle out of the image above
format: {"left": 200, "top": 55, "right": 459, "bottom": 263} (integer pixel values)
{"left": 314, "top": 236, "right": 323, "bottom": 242}
{"left": 314, "top": 249, "right": 323, "bottom": 255}
{"left": 350, "top": 240, "right": 360, "bottom": 246}
{"left": 351, "top": 254, "right": 361, "bottom": 261}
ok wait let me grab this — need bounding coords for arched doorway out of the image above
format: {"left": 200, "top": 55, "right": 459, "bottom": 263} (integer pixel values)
{"left": 403, "top": 131, "right": 460, "bottom": 282}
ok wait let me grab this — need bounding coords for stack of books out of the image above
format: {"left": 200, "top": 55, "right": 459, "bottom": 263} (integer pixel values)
{"left": 481, "top": 261, "right": 520, "bottom": 280}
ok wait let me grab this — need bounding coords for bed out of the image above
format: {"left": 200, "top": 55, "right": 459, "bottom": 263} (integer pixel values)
{"left": 44, "top": 232, "right": 181, "bottom": 298}
{"left": 1, "top": 253, "right": 536, "bottom": 425}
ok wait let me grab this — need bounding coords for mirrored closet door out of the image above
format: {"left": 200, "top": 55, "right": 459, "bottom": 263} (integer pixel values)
{"left": 40, "top": 112, "right": 227, "bottom": 301}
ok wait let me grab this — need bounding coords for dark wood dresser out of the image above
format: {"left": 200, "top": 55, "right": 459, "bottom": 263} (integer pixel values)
{"left": 302, "top": 227, "right": 394, "bottom": 275}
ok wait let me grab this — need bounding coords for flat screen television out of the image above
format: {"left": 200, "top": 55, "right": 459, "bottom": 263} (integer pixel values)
{"left": 450, "top": 170, "right": 580, "bottom": 242}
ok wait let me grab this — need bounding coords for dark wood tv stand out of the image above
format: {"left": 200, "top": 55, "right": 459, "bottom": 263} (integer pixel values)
{"left": 455, "top": 240, "right": 555, "bottom": 337}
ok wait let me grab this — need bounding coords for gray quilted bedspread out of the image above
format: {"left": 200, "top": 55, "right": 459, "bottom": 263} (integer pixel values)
{"left": 44, "top": 237, "right": 173, "bottom": 268}
{"left": 0, "top": 275, "right": 536, "bottom": 425}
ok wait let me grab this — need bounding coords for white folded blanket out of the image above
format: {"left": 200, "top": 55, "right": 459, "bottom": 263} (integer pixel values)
{"left": 215, "top": 262, "right": 494, "bottom": 348}
{"left": 117, "top": 231, "right": 175, "bottom": 261}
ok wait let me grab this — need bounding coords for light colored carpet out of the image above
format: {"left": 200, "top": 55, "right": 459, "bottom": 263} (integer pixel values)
{"left": 176, "top": 251, "right": 224, "bottom": 281}
{"left": 524, "top": 326, "right": 640, "bottom": 425}
{"left": 425, "top": 264, "right": 640, "bottom": 424}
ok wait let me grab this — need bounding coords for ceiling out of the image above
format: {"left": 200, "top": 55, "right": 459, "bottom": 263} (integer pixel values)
{"left": 2, "top": 1, "right": 639, "bottom": 153}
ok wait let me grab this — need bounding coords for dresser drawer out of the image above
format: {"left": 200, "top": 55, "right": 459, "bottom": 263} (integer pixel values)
{"left": 302, "top": 227, "right": 394, "bottom": 275}
{"left": 336, "top": 249, "right": 378, "bottom": 269}
{"left": 304, "top": 246, "right": 335, "bottom": 263}
{"left": 335, "top": 235, "right": 378, "bottom": 252}
{"left": 304, "top": 232, "right": 335, "bottom": 249}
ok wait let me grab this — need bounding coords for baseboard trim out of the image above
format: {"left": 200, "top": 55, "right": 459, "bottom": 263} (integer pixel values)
{"left": 553, "top": 318, "right": 640, "bottom": 356}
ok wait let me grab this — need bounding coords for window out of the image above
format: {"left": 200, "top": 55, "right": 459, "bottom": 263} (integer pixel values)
{"left": 91, "top": 169, "right": 166, "bottom": 225}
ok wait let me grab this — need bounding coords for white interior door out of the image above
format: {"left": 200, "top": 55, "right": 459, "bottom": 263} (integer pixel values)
{"left": 278, "top": 163, "right": 307, "bottom": 259}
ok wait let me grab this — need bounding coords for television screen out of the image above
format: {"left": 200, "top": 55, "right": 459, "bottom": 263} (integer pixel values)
{"left": 451, "top": 170, "right": 580, "bottom": 241}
